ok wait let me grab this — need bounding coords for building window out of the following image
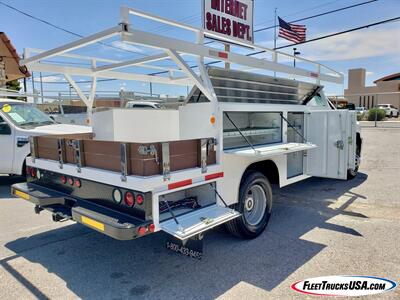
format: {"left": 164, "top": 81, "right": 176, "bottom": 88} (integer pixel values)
{"left": 367, "top": 96, "right": 370, "bottom": 109}
{"left": 371, "top": 96, "right": 374, "bottom": 108}
{"left": 363, "top": 96, "right": 366, "bottom": 108}
{"left": 359, "top": 96, "right": 362, "bottom": 107}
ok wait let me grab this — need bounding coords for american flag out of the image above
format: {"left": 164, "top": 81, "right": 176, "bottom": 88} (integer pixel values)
{"left": 278, "top": 17, "right": 306, "bottom": 43}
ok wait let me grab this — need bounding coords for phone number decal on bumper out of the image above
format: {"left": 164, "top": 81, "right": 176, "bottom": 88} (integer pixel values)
{"left": 166, "top": 241, "right": 202, "bottom": 259}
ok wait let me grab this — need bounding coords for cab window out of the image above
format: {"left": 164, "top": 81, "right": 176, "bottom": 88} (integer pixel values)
{"left": 1, "top": 103, "right": 54, "bottom": 129}
{"left": 0, "top": 115, "right": 11, "bottom": 135}
{"left": 307, "top": 94, "right": 328, "bottom": 107}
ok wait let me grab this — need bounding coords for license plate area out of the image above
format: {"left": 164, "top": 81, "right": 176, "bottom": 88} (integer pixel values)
{"left": 166, "top": 236, "right": 203, "bottom": 259}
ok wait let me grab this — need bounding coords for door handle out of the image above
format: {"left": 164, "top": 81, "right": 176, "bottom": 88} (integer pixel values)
{"left": 335, "top": 140, "right": 344, "bottom": 150}
{"left": 17, "top": 136, "right": 29, "bottom": 147}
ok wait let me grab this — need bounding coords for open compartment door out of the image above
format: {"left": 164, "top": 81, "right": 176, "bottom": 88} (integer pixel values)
{"left": 306, "top": 110, "right": 353, "bottom": 179}
{"left": 160, "top": 205, "right": 240, "bottom": 240}
{"left": 224, "top": 143, "right": 316, "bottom": 157}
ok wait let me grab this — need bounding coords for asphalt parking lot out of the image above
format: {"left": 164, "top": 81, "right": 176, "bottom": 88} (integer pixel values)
{"left": 1, "top": 126, "right": 399, "bottom": 300}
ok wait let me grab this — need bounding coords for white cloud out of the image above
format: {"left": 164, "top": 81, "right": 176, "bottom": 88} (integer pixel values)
{"left": 40, "top": 75, "right": 64, "bottom": 82}
{"left": 110, "top": 41, "right": 144, "bottom": 54}
{"left": 298, "top": 27, "right": 400, "bottom": 62}
{"left": 366, "top": 71, "right": 374, "bottom": 76}
{"left": 257, "top": 27, "right": 400, "bottom": 64}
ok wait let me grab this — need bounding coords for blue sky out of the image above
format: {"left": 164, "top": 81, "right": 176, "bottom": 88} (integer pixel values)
{"left": 1, "top": 0, "right": 399, "bottom": 98}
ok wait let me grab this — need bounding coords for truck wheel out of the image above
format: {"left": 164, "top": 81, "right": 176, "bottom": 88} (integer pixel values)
{"left": 225, "top": 171, "right": 272, "bottom": 239}
{"left": 347, "top": 146, "right": 361, "bottom": 180}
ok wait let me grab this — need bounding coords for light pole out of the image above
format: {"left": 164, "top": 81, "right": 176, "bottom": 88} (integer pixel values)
{"left": 293, "top": 47, "right": 301, "bottom": 67}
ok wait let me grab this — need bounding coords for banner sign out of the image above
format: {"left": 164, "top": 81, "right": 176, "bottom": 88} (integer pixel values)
{"left": 203, "top": 0, "right": 254, "bottom": 44}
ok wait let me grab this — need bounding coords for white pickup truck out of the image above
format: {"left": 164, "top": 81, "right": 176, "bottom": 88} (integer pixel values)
{"left": 0, "top": 99, "right": 91, "bottom": 176}
{"left": 11, "top": 7, "right": 362, "bottom": 258}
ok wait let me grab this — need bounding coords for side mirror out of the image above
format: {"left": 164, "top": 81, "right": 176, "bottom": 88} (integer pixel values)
{"left": 0, "top": 121, "right": 11, "bottom": 135}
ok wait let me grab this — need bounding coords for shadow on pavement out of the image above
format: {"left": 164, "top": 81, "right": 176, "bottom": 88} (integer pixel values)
{"left": 0, "top": 175, "right": 25, "bottom": 199}
{"left": 2, "top": 173, "right": 368, "bottom": 299}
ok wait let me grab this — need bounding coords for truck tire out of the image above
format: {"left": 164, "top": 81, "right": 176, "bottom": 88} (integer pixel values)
{"left": 225, "top": 171, "right": 272, "bottom": 239}
{"left": 347, "top": 145, "right": 361, "bottom": 180}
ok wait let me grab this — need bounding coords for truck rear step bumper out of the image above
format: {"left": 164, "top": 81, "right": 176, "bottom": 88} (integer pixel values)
{"left": 11, "top": 182, "right": 149, "bottom": 240}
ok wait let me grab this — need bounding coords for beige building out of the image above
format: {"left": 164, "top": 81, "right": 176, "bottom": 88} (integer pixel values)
{"left": 344, "top": 68, "right": 400, "bottom": 109}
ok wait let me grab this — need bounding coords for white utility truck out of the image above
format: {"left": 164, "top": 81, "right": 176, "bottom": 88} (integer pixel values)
{"left": 12, "top": 8, "right": 361, "bottom": 258}
{"left": 0, "top": 99, "right": 91, "bottom": 176}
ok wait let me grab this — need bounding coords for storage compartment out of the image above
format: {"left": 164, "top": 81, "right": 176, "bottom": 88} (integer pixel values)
{"left": 287, "top": 112, "right": 305, "bottom": 178}
{"left": 159, "top": 183, "right": 216, "bottom": 222}
{"left": 32, "top": 136, "right": 216, "bottom": 176}
{"left": 33, "top": 133, "right": 93, "bottom": 162}
{"left": 223, "top": 111, "right": 282, "bottom": 149}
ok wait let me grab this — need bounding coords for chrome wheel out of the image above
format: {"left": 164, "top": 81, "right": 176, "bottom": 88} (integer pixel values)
{"left": 355, "top": 154, "right": 360, "bottom": 169}
{"left": 244, "top": 184, "right": 267, "bottom": 226}
{"left": 348, "top": 154, "right": 360, "bottom": 177}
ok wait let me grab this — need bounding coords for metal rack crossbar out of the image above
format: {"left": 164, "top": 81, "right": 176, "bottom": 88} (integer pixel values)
{"left": 21, "top": 6, "right": 344, "bottom": 115}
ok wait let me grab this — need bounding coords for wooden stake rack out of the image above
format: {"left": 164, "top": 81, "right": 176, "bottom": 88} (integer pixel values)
{"left": 30, "top": 134, "right": 217, "bottom": 181}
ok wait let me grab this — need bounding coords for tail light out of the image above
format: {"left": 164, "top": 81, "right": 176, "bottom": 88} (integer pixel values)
{"left": 68, "top": 177, "right": 74, "bottom": 186}
{"left": 148, "top": 223, "right": 155, "bottom": 233}
{"left": 74, "top": 178, "right": 81, "bottom": 188}
{"left": 138, "top": 226, "right": 147, "bottom": 236}
{"left": 112, "top": 189, "right": 122, "bottom": 204}
{"left": 60, "top": 175, "right": 67, "bottom": 184}
{"left": 124, "top": 192, "right": 135, "bottom": 207}
{"left": 30, "top": 168, "right": 36, "bottom": 178}
{"left": 136, "top": 194, "right": 144, "bottom": 205}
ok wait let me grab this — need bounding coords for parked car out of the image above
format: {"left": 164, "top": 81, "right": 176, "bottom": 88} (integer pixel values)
{"left": 376, "top": 104, "right": 399, "bottom": 117}
{"left": 0, "top": 99, "right": 91, "bottom": 176}
{"left": 355, "top": 107, "right": 368, "bottom": 114}
{"left": 125, "top": 101, "right": 162, "bottom": 109}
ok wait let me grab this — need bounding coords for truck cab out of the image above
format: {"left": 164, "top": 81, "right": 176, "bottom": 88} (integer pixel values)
{"left": 0, "top": 99, "right": 91, "bottom": 175}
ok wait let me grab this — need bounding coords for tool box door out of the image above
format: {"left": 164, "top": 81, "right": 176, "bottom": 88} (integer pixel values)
{"left": 305, "top": 110, "right": 351, "bottom": 179}
{"left": 160, "top": 204, "right": 240, "bottom": 240}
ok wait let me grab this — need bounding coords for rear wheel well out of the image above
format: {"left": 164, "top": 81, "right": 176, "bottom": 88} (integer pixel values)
{"left": 242, "top": 160, "right": 279, "bottom": 186}
{"left": 356, "top": 132, "right": 362, "bottom": 154}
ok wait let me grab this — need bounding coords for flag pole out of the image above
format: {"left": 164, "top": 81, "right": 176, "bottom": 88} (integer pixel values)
{"left": 274, "top": 8, "right": 277, "bottom": 50}
{"left": 274, "top": 7, "right": 277, "bottom": 77}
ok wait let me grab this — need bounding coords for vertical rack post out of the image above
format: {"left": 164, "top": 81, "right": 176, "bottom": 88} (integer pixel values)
{"left": 73, "top": 140, "right": 84, "bottom": 173}
{"left": 120, "top": 143, "right": 130, "bottom": 182}
{"left": 29, "top": 136, "right": 37, "bottom": 163}
{"left": 161, "top": 142, "right": 170, "bottom": 181}
{"left": 57, "top": 138, "right": 65, "bottom": 169}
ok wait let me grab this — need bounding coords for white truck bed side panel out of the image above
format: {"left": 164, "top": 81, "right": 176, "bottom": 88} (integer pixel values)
{"left": 93, "top": 109, "right": 180, "bottom": 142}
{"left": 92, "top": 109, "right": 115, "bottom": 140}
{"left": 179, "top": 102, "right": 218, "bottom": 140}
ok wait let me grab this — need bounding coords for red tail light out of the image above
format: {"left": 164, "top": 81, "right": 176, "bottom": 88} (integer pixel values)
{"left": 148, "top": 223, "right": 155, "bottom": 233}
{"left": 136, "top": 194, "right": 144, "bottom": 205}
{"left": 124, "top": 192, "right": 135, "bottom": 207}
{"left": 74, "top": 178, "right": 81, "bottom": 188}
{"left": 60, "top": 175, "right": 67, "bottom": 184}
{"left": 138, "top": 226, "right": 147, "bottom": 236}
{"left": 68, "top": 177, "right": 74, "bottom": 185}
{"left": 30, "top": 168, "right": 36, "bottom": 178}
